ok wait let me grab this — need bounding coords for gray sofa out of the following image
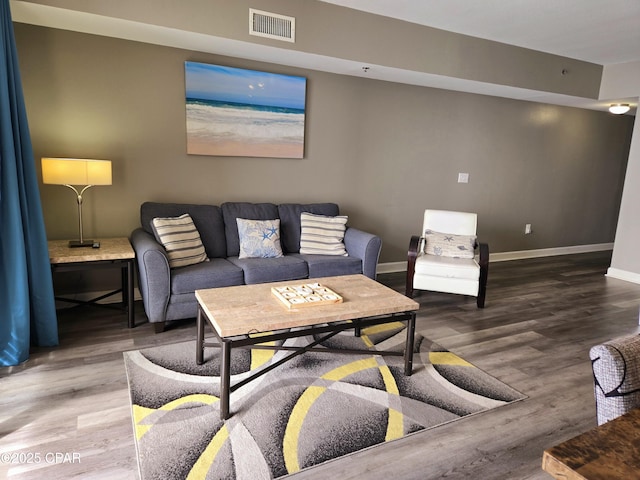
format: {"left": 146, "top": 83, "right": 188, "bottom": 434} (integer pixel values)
{"left": 130, "top": 201, "right": 383, "bottom": 332}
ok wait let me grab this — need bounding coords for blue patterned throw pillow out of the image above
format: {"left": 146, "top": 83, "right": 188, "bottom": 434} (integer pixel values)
{"left": 424, "top": 229, "right": 476, "bottom": 259}
{"left": 236, "top": 218, "right": 284, "bottom": 259}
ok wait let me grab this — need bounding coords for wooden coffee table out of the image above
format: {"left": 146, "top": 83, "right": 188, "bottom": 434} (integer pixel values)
{"left": 195, "top": 274, "right": 420, "bottom": 419}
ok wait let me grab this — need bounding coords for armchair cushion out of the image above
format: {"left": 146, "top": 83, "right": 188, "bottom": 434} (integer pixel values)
{"left": 424, "top": 229, "right": 476, "bottom": 259}
{"left": 151, "top": 213, "right": 209, "bottom": 268}
{"left": 415, "top": 255, "right": 479, "bottom": 280}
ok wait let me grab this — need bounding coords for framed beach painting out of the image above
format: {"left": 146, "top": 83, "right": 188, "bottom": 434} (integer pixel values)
{"left": 185, "top": 61, "right": 307, "bottom": 158}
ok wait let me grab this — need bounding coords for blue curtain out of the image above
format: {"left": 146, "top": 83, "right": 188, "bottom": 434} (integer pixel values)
{"left": 0, "top": 0, "right": 58, "bottom": 367}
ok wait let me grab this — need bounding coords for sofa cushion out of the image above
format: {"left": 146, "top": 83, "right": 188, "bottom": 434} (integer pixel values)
{"left": 222, "top": 202, "right": 279, "bottom": 257}
{"left": 424, "top": 229, "right": 476, "bottom": 259}
{"left": 151, "top": 214, "right": 209, "bottom": 268}
{"left": 228, "top": 255, "right": 308, "bottom": 285}
{"left": 415, "top": 254, "right": 479, "bottom": 280}
{"left": 299, "top": 212, "right": 348, "bottom": 256}
{"left": 278, "top": 203, "right": 340, "bottom": 254}
{"left": 141, "top": 202, "right": 226, "bottom": 258}
{"left": 237, "top": 218, "right": 283, "bottom": 259}
{"left": 171, "top": 258, "right": 244, "bottom": 295}
{"left": 295, "top": 253, "right": 362, "bottom": 278}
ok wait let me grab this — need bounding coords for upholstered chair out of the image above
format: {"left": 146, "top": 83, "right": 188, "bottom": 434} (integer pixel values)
{"left": 406, "top": 209, "right": 489, "bottom": 308}
{"left": 590, "top": 333, "right": 640, "bottom": 425}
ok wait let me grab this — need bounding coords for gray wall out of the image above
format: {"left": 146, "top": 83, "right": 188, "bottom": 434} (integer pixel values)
{"left": 601, "top": 62, "right": 640, "bottom": 282}
{"left": 16, "top": 0, "right": 604, "bottom": 98}
{"left": 16, "top": 24, "right": 634, "bottom": 269}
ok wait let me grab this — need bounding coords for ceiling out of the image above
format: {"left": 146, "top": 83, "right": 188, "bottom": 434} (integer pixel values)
{"left": 318, "top": 0, "right": 640, "bottom": 114}
{"left": 319, "top": 0, "right": 640, "bottom": 66}
{"left": 11, "top": 0, "right": 640, "bottom": 114}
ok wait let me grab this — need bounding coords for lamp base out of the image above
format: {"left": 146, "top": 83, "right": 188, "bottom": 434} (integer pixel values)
{"left": 69, "top": 239, "right": 95, "bottom": 248}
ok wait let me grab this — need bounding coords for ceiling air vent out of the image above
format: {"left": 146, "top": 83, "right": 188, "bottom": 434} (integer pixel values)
{"left": 249, "top": 8, "right": 295, "bottom": 43}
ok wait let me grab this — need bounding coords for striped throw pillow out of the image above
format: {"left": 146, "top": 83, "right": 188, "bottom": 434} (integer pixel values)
{"left": 151, "top": 214, "right": 208, "bottom": 268}
{"left": 299, "top": 212, "right": 348, "bottom": 256}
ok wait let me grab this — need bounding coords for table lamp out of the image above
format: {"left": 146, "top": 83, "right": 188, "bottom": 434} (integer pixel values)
{"left": 41, "top": 158, "right": 112, "bottom": 247}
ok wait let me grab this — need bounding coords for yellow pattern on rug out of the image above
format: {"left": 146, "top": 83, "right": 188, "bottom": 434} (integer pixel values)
{"left": 378, "top": 363, "right": 403, "bottom": 441}
{"left": 133, "top": 394, "right": 218, "bottom": 440}
{"left": 187, "top": 424, "right": 230, "bottom": 480}
{"left": 251, "top": 341, "right": 276, "bottom": 370}
{"left": 360, "top": 321, "right": 405, "bottom": 347}
{"left": 282, "top": 356, "right": 403, "bottom": 473}
{"left": 429, "top": 351, "right": 473, "bottom": 367}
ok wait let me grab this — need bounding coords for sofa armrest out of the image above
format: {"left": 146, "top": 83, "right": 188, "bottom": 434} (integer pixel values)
{"left": 130, "top": 228, "right": 171, "bottom": 323}
{"left": 344, "top": 227, "right": 382, "bottom": 279}
{"left": 590, "top": 334, "right": 640, "bottom": 425}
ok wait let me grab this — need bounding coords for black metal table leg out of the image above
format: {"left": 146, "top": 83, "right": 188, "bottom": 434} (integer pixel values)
{"left": 404, "top": 312, "right": 416, "bottom": 376}
{"left": 220, "top": 340, "right": 231, "bottom": 420}
{"left": 196, "top": 307, "right": 205, "bottom": 365}
{"left": 126, "top": 259, "right": 135, "bottom": 328}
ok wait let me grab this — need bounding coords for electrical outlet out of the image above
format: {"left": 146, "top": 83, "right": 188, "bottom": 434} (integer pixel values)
{"left": 457, "top": 173, "right": 469, "bottom": 183}
{"left": 525, "top": 224, "right": 532, "bottom": 234}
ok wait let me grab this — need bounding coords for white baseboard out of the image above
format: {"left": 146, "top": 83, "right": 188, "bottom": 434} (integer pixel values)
{"left": 606, "top": 268, "right": 640, "bottom": 285}
{"left": 377, "top": 262, "right": 407, "bottom": 274}
{"left": 377, "top": 243, "right": 614, "bottom": 274}
{"left": 489, "top": 242, "right": 614, "bottom": 262}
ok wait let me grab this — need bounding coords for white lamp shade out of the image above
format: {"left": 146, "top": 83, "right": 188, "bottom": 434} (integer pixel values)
{"left": 42, "top": 158, "right": 112, "bottom": 185}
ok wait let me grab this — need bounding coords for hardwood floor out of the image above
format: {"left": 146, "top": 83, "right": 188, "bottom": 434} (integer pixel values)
{"left": 2, "top": 251, "right": 639, "bottom": 479}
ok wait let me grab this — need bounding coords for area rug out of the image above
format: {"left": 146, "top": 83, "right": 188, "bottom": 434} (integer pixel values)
{"left": 124, "top": 323, "right": 526, "bottom": 479}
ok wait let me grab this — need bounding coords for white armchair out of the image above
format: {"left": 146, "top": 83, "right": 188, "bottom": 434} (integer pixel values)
{"left": 406, "top": 209, "right": 489, "bottom": 308}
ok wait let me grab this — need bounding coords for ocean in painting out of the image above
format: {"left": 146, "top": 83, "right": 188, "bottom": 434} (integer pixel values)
{"left": 186, "top": 98, "right": 305, "bottom": 158}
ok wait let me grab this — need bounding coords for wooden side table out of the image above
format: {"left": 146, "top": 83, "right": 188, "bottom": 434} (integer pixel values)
{"left": 542, "top": 407, "right": 640, "bottom": 479}
{"left": 48, "top": 237, "right": 136, "bottom": 328}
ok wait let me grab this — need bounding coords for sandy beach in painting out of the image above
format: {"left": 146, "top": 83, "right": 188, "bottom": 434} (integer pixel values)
{"left": 187, "top": 139, "right": 303, "bottom": 158}
{"left": 186, "top": 99, "right": 305, "bottom": 158}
